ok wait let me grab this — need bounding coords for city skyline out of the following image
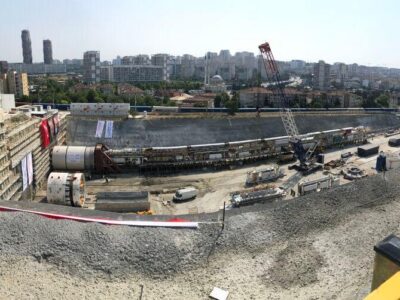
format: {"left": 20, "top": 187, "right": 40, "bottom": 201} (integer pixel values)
{"left": 1, "top": 0, "right": 399, "bottom": 68}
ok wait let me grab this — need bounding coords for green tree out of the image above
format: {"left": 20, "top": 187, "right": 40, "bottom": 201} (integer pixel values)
{"left": 20, "top": 95, "right": 30, "bottom": 102}
{"left": 221, "top": 92, "right": 230, "bottom": 107}
{"left": 143, "top": 95, "right": 156, "bottom": 106}
{"left": 334, "top": 98, "right": 341, "bottom": 108}
{"left": 214, "top": 94, "right": 222, "bottom": 108}
{"left": 375, "top": 93, "right": 390, "bottom": 108}
{"left": 226, "top": 93, "right": 239, "bottom": 115}
{"left": 310, "top": 98, "right": 323, "bottom": 108}
{"left": 162, "top": 96, "right": 170, "bottom": 105}
{"left": 86, "top": 90, "right": 96, "bottom": 103}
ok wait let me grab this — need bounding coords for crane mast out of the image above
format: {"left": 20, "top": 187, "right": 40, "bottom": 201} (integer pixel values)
{"left": 258, "top": 42, "right": 299, "bottom": 138}
{"left": 259, "top": 42, "right": 319, "bottom": 165}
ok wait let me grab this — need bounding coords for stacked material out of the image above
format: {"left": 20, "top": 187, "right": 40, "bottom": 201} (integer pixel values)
{"left": 388, "top": 137, "right": 400, "bottom": 147}
{"left": 358, "top": 144, "right": 379, "bottom": 157}
{"left": 95, "top": 191, "right": 150, "bottom": 212}
{"left": 231, "top": 188, "right": 285, "bottom": 207}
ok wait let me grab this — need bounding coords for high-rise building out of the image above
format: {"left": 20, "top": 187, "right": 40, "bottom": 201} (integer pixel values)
{"left": 83, "top": 51, "right": 100, "bottom": 84}
{"left": 219, "top": 50, "right": 232, "bottom": 63}
{"left": 112, "top": 56, "right": 122, "bottom": 65}
{"left": 0, "top": 61, "right": 8, "bottom": 74}
{"left": 4, "top": 71, "right": 29, "bottom": 98}
{"left": 100, "top": 65, "right": 166, "bottom": 82}
{"left": 333, "top": 63, "right": 348, "bottom": 84}
{"left": 151, "top": 54, "right": 169, "bottom": 80}
{"left": 121, "top": 56, "right": 135, "bottom": 65}
{"left": 21, "top": 30, "right": 33, "bottom": 64}
{"left": 180, "top": 54, "right": 196, "bottom": 79}
{"left": 313, "top": 60, "right": 331, "bottom": 90}
{"left": 134, "top": 55, "right": 150, "bottom": 65}
{"left": 0, "top": 76, "right": 5, "bottom": 94}
{"left": 43, "top": 40, "right": 53, "bottom": 64}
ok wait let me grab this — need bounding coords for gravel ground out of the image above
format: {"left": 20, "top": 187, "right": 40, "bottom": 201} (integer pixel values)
{"left": 1, "top": 170, "right": 400, "bottom": 299}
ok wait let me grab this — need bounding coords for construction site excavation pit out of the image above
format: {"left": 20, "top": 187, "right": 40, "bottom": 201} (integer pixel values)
{"left": 2, "top": 111, "right": 400, "bottom": 299}
{"left": 59, "top": 111, "right": 400, "bottom": 216}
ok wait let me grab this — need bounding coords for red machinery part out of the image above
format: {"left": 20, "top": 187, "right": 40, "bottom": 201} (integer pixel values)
{"left": 40, "top": 119, "right": 51, "bottom": 148}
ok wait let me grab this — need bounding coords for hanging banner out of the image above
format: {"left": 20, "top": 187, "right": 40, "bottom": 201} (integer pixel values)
{"left": 21, "top": 157, "right": 28, "bottom": 191}
{"left": 53, "top": 114, "right": 59, "bottom": 134}
{"left": 95, "top": 120, "right": 105, "bottom": 138}
{"left": 40, "top": 119, "right": 50, "bottom": 148}
{"left": 27, "top": 153, "right": 33, "bottom": 185}
{"left": 105, "top": 120, "right": 114, "bottom": 139}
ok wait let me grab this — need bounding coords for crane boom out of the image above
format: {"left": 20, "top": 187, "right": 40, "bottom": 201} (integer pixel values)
{"left": 259, "top": 42, "right": 318, "bottom": 165}
{"left": 258, "top": 42, "right": 299, "bottom": 138}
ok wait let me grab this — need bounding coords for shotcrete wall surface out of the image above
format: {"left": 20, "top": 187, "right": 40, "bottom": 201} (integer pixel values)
{"left": 68, "top": 113, "right": 400, "bottom": 148}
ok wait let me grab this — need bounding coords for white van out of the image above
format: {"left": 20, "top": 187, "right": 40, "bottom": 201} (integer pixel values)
{"left": 173, "top": 187, "right": 198, "bottom": 202}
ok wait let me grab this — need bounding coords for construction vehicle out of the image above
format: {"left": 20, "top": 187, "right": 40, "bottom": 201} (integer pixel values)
{"left": 297, "top": 175, "right": 340, "bottom": 196}
{"left": 231, "top": 187, "right": 285, "bottom": 207}
{"left": 245, "top": 164, "right": 284, "bottom": 186}
{"left": 258, "top": 42, "right": 321, "bottom": 174}
{"left": 173, "top": 187, "right": 198, "bottom": 202}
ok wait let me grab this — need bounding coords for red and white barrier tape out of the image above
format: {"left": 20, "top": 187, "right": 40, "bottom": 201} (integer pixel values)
{"left": 0, "top": 205, "right": 198, "bottom": 228}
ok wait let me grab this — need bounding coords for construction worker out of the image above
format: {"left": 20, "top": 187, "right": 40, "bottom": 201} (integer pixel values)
{"left": 376, "top": 151, "right": 387, "bottom": 172}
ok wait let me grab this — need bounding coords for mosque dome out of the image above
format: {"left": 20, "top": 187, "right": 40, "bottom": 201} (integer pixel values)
{"left": 210, "top": 75, "right": 224, "bottom": 84}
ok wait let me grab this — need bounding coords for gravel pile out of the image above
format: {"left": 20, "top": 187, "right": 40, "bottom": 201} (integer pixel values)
{"left": 0, "top": 213, "right": 220, "bottom": 279}
{"left": 0, "top": 170, "right": 399, "bottom": 298}
{"left": 220, "top": 170, "right": 400, "bottom": 251}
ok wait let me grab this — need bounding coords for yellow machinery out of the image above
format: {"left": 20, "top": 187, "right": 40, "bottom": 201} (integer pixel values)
{"left": 365, "top": 272, "right": 400, "bottom": 300}
{"left": 365, "top": 234, "right": 400, "bottom": 299}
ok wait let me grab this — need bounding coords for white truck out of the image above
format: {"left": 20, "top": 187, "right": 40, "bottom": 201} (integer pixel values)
{"left": 173, "top": 187, "right": 198, "bottom": 202}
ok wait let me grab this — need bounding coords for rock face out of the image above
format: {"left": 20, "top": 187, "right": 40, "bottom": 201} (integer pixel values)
{"left": 68, "top": 113, "right": 400, "bottom": 148}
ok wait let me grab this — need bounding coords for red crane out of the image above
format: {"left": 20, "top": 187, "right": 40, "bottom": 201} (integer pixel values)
{"left": 259, "top": 42, "right": 319, "bottom": 171}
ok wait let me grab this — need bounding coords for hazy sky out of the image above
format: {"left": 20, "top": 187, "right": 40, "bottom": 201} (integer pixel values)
{"left": 1, "top": 0, "right": 399, "bottom": 67}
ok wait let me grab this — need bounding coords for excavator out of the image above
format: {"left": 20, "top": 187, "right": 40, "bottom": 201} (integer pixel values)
{"left": 258, "top": 42, "right": 321, "bottom": 175}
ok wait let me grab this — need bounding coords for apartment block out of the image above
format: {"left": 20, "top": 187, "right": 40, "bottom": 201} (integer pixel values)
{"left": 100, "top": 65, "right": 166, "bottom": 82}
{"left": 0, "top": 61, "right": 8, "bottom": 74}
{"left": 83, "top": 51, "right": 101, "bottom": 84}
{"left": 9, "top": 63, "right": 67, "bottom": 75}
{"left": 313, "top": 60, "right": 331, "bottom": 90}
{"left": 3, "top": 71, "right": 29, "bottom": 98}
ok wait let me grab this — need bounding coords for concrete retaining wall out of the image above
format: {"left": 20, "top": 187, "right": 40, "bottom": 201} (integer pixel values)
{"left": 68, "top": 113, "right": 400, "bottom": 148}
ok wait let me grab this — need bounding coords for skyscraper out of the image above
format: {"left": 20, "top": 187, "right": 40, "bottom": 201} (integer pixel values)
{"left": 43, "top": 39, "right": 53, "bottom": 64}
{"left": 21, "top": 30, "right": 33, "bottom": 64}
{"left": 83, "top": 51, "right": 100, "bottom": 84}
{"left": 313, "top": 60, "right": 331, "bottom": 90}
